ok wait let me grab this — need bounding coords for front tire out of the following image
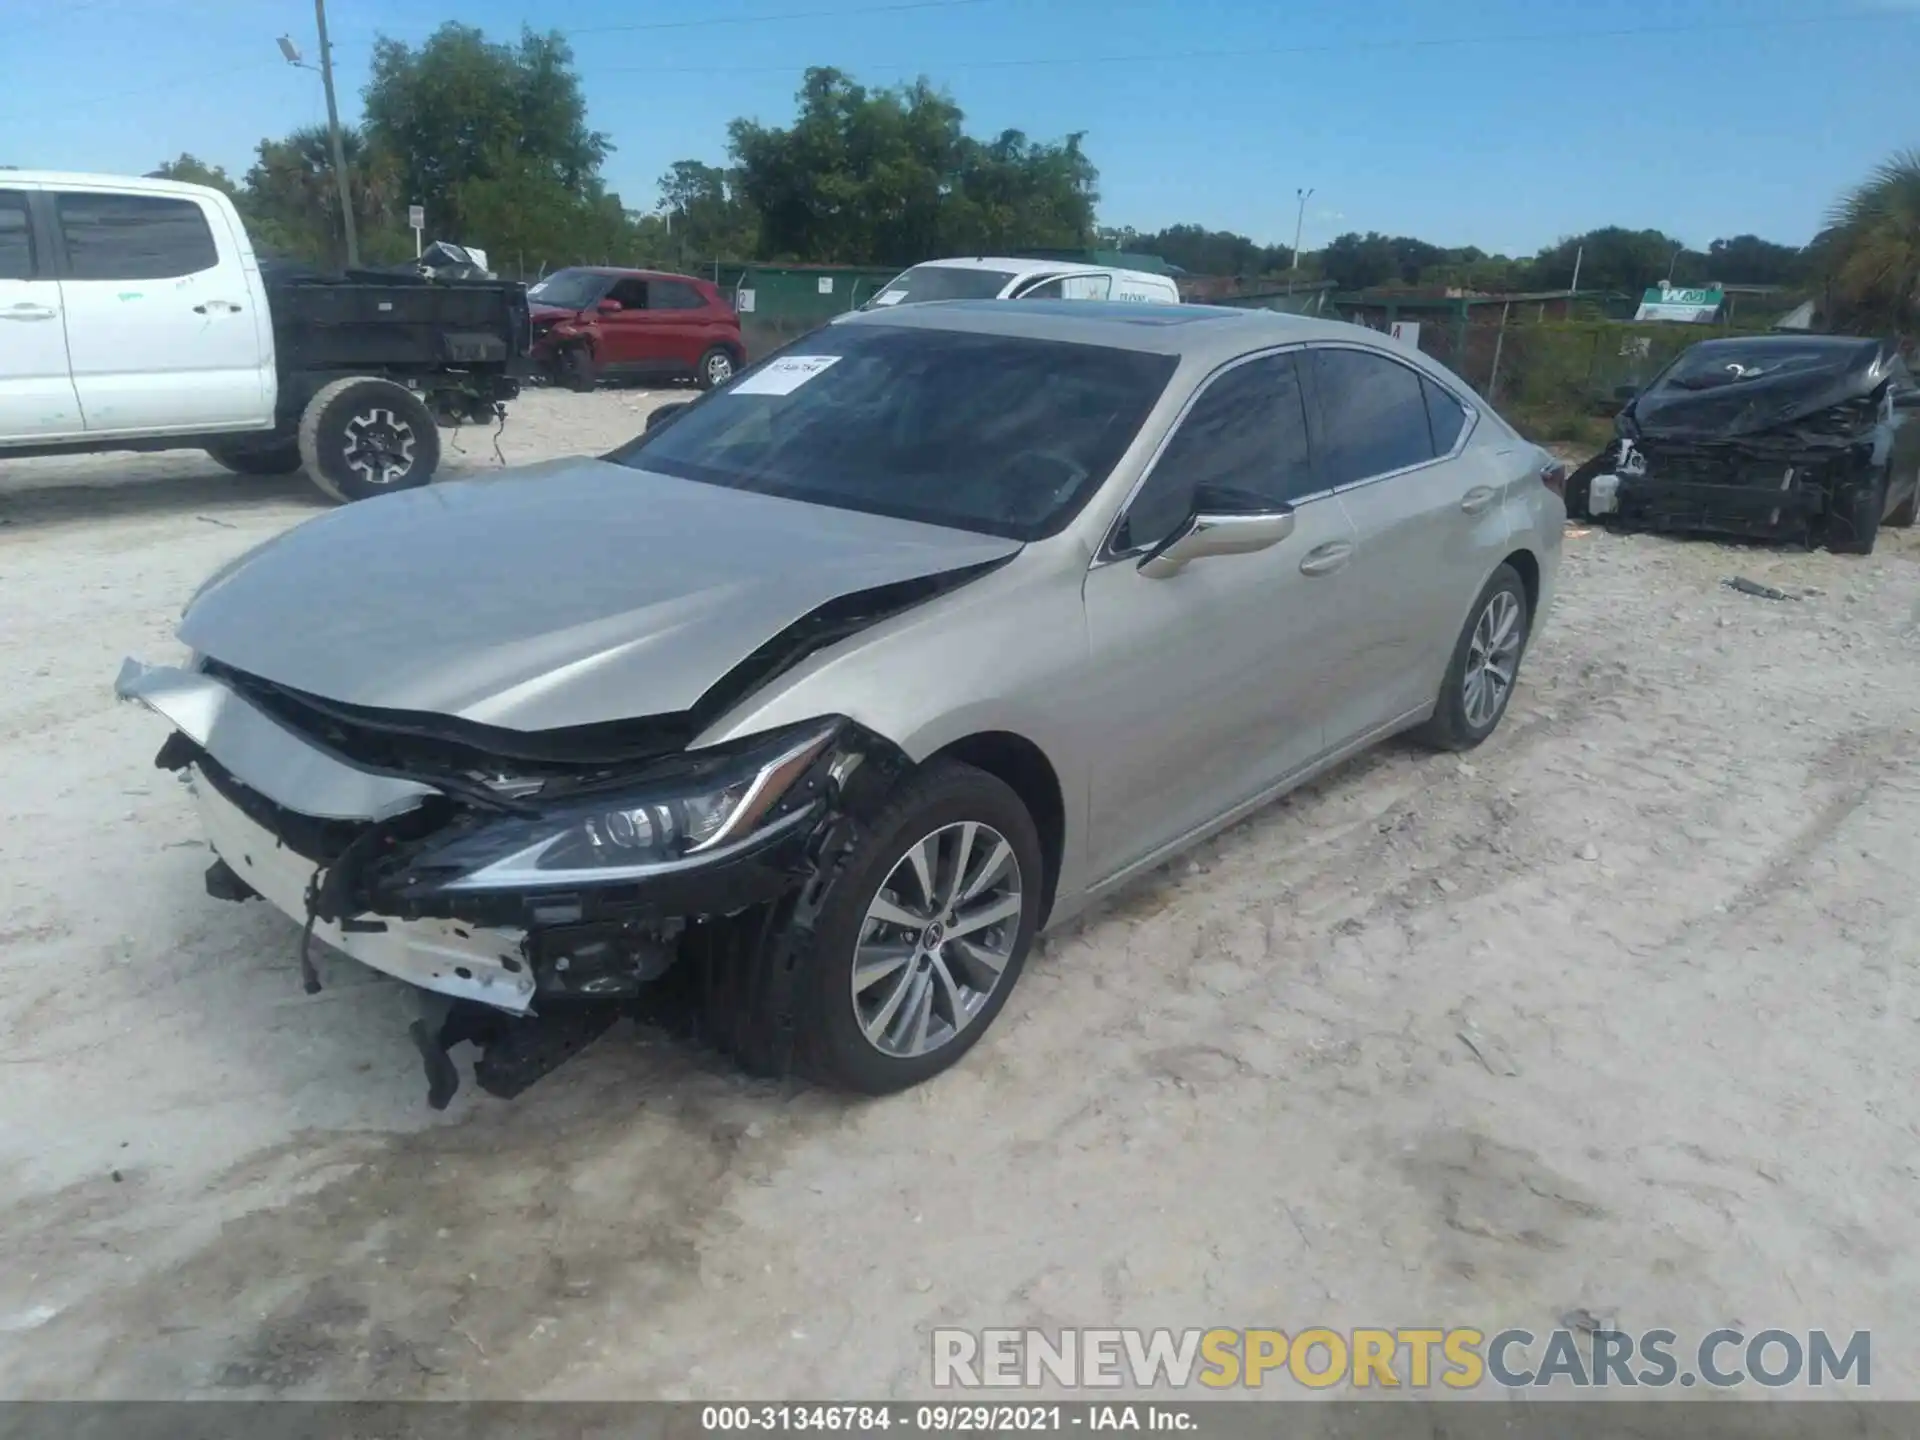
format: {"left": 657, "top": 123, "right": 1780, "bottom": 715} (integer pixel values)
{"left": 297, "top": 377, "right": 441, "bottom": 504}
{"left": 696, "top": 345, "right": 738, "bottom": 391}
{"left": 205, "top": 438, "right": 302, "bottom": 477}
{"left": 1827, "top": 468, "right": 1886, "bottom": 554}
{"left": 565, "top": 346, "right": 598, "bottom": 394}
{"left": 795, "top": 760, "right": 1044, "bottom": 1094}
{"left": 1414, "top": 564, "right": 1531, "bottom": 752}
{"left": 1886, "top": 472, "right": 1917, "bottom": 528}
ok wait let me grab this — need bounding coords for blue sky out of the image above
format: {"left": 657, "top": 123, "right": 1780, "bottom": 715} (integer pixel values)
{"left": 2, "top": 0, "right": 1913, "bottom": 256}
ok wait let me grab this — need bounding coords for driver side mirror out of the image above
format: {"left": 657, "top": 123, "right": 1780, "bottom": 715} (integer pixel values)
{"left": 1137, "top": 485, "right": 1296, "bottom": 579}
{"left": 596, "top": 298, "right": 623, "bottom": 315}
{"left": 645, "top": 400, "right": 691, "bottom": 433}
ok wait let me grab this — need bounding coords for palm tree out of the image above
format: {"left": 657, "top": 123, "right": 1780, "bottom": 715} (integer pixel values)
{"left": 1825, "top": 149, "right": 1920, "bottom": 333}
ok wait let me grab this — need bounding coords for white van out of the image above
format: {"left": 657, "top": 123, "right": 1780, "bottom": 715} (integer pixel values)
{"left": 865, "top": 256, "right": 1182, "bottom": 309}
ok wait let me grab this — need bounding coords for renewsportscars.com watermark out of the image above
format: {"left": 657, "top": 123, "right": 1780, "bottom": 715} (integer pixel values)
{"left": 932, "top": 1327, "right": 1871, "bottom": 1392}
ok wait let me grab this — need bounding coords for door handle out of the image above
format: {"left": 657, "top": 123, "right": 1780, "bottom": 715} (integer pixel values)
{"left": 1299, "top": 541, "right": 1353, "bottom": 577}
{"left": 0, "top": 304, "right": 57, "bottom": 321}
{"left": 1460, "top": 485, "right": 1498, "bottom": 515}
{"left": 193, "top": 301, "right": 243, "bottom": 315}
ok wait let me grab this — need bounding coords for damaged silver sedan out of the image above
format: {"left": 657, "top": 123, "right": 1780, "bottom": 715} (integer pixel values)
{"left": 1569, "top": 334, "right": 1920, "bottom": 553}
{"left": 120, "top": 301, "right": 1564, "bottom": 1106}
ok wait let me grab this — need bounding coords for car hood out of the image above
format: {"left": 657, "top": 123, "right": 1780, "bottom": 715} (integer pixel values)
{"left": 179, "top": 459, "right": 1023, "bottom": 732}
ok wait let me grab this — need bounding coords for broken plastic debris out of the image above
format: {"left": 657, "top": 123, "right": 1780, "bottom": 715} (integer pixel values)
{"left": 1723, "top": 576, "right": 1797, "bottom": 602}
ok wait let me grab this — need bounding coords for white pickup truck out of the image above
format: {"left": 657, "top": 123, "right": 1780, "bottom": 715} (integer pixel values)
{"left": 0, "top": 170, "right": 529, "bottom": 501}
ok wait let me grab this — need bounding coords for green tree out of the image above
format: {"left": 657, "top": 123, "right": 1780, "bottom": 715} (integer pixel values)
{"left": 727, "top": 67, "right": 1095, "bottom": 265}
{"left": 240, "top": 125, "right": 405, "bottom": 267}
{"left": 360, "top": 22, "right": 620, "bottom": 269}
{"left": 655, "top": 160, "right": 760, "bottom": 262}
{"left": 1824, "top": 150, "right": 1920, "bottom": 332}
{"left": 149, "top": 153, "right": 239, "bottom": 196}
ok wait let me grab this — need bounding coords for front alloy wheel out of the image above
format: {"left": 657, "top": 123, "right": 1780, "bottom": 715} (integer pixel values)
{"left": 785, "top": 759, "right": 1044, "bottom": 1094}
{"left": 852, "top": 821, "right": 1023, "bottom": 1058}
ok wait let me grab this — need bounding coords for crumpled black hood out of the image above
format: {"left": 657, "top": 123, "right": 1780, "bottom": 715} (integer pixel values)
{"left": 1626, "top": 337, "right": 1894, "bottom": 440}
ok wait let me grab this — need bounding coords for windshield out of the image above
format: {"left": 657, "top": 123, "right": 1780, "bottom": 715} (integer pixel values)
{"left": 1658, "top": 341, "right": 1866, "bottom": 392}
{"left": 609, "top": 324, "right": 1177, "bottom": 540}
{"left": 526, "top": 269, "right": 609, "bottom": 310}
{"left": 866, "top": 265, "right": 1020, "bottom": 308}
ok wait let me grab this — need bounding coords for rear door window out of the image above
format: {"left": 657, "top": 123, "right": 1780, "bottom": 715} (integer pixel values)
{"left": 1310, "top": 347, "right": 1437, "bottom": 486}
{"left": 1423, "top": 376, "right": 1469, "bottom": 453}
{"left": 1118, "top": 351, "right": 1315, "bottom": 552}
{"left": 0, "top": 191, "right": 34, "bottom": 280}
{"left": 650, "top": 279, "right": 705, "bottom": 310}
{"left": 55, "top": 192, "right": 218, "bottom": 280}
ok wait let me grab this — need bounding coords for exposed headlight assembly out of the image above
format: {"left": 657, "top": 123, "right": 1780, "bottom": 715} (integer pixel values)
{"left": 434, "top": 718, "right": 842, "bottom": 891}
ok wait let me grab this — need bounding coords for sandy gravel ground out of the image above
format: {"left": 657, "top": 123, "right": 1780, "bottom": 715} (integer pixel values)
{"left": 2, "top": 389, "right": 1918, "bottom": 1401}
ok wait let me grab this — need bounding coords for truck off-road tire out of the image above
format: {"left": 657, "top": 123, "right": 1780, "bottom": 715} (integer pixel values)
{"left": 297, "top": 376, "right": 441, "bottom": 504}
{"left": 1886, "top": 474, "right": 1918, "bottom": 528}
{"left": 1413, "top": 563, "right": 1531, "bottom": 752}
{"left": 778, "top": 760, "right": 1044, "bottom": 1095}
{"left": 1827, "top": 468, "right": 1886, "bottom": 555}
{"left": 696, "top": 345, "right": 738, "bottom": 391}
{"left": 204, "top": 438, "right": 302, "bottom": 477}
{"left": 565, "top": 346, "right": 598, "bottom": 393}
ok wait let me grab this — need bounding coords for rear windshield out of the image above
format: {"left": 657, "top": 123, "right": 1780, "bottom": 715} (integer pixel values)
{"left": 609, "top": 324, "right": 1176, "bottom": 540}
{"left": 526, "top": 269, "right": 608, "bottom": 310}
{"left": 866, "top": 265, "right": 1019, "bottom": 308}
{"left": 1657, "top": 341, "right": 1869, "bottom": 392}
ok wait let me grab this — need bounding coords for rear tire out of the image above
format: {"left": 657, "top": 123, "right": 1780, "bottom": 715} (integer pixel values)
{"left": 1414, "top": 564, "right": 1531, "bottom": 752}
{"left": 297, "top": 377, "right": 440, "bottom": 504}
{"left": 565, "top": 346, "right": 598, "bottom": 394}
{"left": 696, "top": 345, "right": 738, "bottom": 391}
{"left": 1886, "top": 473, "right": 1917, "bottom": 528}
{"left": 1827, "top": 468, "right": 1886, "bottom": 554}
{"left": 205, "top": 439, "right": 302, "bottom": 477}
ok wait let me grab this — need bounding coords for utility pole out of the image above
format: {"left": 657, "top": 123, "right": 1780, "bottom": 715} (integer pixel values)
{"left": 1289, "top": 187, "right": 1314, "bottom": 296}
{"left": 1569, "top": 244, "right": 1583, "bottom": 296}
{"left": 314, "top": 0, "right": 359, "bottom": 269}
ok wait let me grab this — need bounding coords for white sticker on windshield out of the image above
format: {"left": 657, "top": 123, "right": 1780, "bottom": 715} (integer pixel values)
{"left": 873, "top": 291, "right": 906, "bottom": 306}
{"left": 731, "top": 355, "right": 842, "bottom": 396}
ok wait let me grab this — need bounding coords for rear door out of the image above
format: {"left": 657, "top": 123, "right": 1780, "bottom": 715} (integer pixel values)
{"left": 53, "top": 188, "right": 269, "bottom": 434}
{"left": 647, "top": 277, "right": 712, "bottom": 371}
{"left": 0, "top": 186, "right": 84, "bottom": 440}
{"left": 1305, "top": 345, "right": 1511, "bottom": 745}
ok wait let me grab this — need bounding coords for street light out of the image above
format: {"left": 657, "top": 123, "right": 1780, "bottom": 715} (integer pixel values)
{"left": 277, "top": 5, "right": 358, "bottom": 269}
{"left": 1667, "top": 245, "right": 1686, "bottom": 282}
{"left": 1289, "top": 187, "right": 1314, "bottom": 295}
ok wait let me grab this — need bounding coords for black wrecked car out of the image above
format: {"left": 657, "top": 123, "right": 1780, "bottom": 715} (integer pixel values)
{"left": 1568, "top": 335, "right": 1920, "bottom": 554}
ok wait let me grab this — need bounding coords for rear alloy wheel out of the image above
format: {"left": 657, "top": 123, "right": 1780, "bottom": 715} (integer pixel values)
{"left": 297, "top": 376, "right": 441, "bottom": 503}
{"left": 1415, "top": 564, "right": 1531, "bottom": 752}
{"left": 697, "top": 345, "right": 737, "bottom": 390}
{"left": 797, "top": 760, "right": 1043, "bottom": 1094}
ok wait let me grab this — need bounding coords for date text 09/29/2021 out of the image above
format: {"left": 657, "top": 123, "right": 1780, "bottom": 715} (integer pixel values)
{"left": 700, "top": 1406, "right": 1191, "bottom": 1432}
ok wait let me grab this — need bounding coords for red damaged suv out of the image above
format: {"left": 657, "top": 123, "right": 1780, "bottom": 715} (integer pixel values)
{"left": 526, "top": 267, "right": 745, "bottom": 392}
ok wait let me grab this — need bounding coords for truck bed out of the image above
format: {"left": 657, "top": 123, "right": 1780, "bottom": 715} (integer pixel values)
{"left": 264, "top": 266, "right": 532, "bottom": 376}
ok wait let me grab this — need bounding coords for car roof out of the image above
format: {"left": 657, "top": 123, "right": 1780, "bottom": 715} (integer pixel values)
{"left": 837, "top": 298, "right": 1408, "bottom": 363}
{"left": 899, "top": 256, "right": 1175, "bottom": 284}
{"left": 1, "top": 169, "right": 229, "bottom": 200}
{"left": 1687, "top": 333, "right": 1879, "bottom": 353}
{"left": 557, "top": 265, "right": 707, "bottom": 283}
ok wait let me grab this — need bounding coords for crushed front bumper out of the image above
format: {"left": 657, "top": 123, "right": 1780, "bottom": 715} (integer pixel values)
{"left": 190, "top": 762, "right": 535, "bottom": 1013}
{"left": 1578, "top": 436, "right": 1873, "bottom": 543}
{"left": 115, "top": 656, "right": 866, "bottom": 1107}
